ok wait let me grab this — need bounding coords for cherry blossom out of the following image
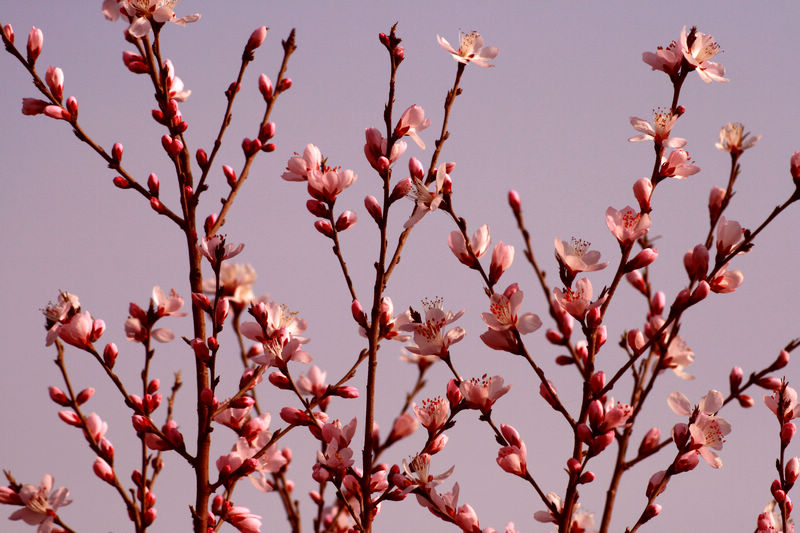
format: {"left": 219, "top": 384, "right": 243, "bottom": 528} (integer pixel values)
{"left": 394, "top": 104, "right": 431, "bottom": 149}
{"left": 369, "top": 296, "right": 412, "bottom": 342}
{"left": 103, "top": 1, "right": 201, "bottom": 39}
{"left": 226, "top": 505, "right": 262, "bottom": 533}
{"left": 715, "top": 216, "right": 744, "bottom": 257}
{"left": 241, "top": 300, "right": 308, "bottom": 344}
{"left": 481, "top": 283, "right": 541, "bottom": 335}
{"left": 459, "top": 375, "right": 511, "bottom": 414}
{"left": 8, "top": 474, "right": 71, "bottom": 533}
{"left": 628, "top": 109, "right": 686, "bottom": 148}
{"left": 413, "top": 396, "right": 450, "bottom": 434}
{"left": 716, "top": 122, "right": 760, "bottom": 154}
{"left": 151, "top": 286, "right": 186, "bottom": 317}
{"left": 448, "top": 224, "right": 491, "bottom": 267}
{"left": 404, "top": 163, "right": 448, "bottom": 229}
{"left": 659, "top": 149, "right": 700, "bottom": 180}
{"left": 57, "top": 311, "right": 105, "bottom": 349}
{"left": 553, "top": 278, "right": 600, "bottom": 321}
{"left": 437, "top": 31, "right": 498, "bottom": 67}
{"left": 401, "top": 297, "right": 466, "bottom": 358}
{"left": 554, "top": 237, "right": 609, "bottom": 280}
{"left": 42, "top": 291, "right": 81, "bottom": 346}
{"left": 662, "top": 336, "right": 695, "bottom": 380}
{"left": 282, "top": 144, "right": 322, "bottom": 181}
{"left": 680, "top": 26, "right": 728, "bottom": 83}
{"left": 642, "top": 39, "right": 682, "bottom": 77}
{"left": 364, "top": 127, "right": 406, "bottom": 170}
{"left": 606, "top": 206, "right": 651, "bottom": 245}
{"left": 668, "top": 390, "right": 731, "bottom": 468}
{"left": 198, "top": 235, "right": 244, "bottom": 269}
{"left": 765, "top": 385, "right": 800, "bottom": 421}
{"left": 488, "top": 242, "right": 514, "bottom": 285}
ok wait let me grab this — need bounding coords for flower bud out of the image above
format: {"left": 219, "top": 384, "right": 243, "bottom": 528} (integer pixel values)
{"left": 2, "top": 24, "right": 14, "bottom": 44}
{"left": 76, "top": 387, "right": 95, "bottom": 405}
{"left": 782, "top": 422, "right": 797, "bottom": 447}
{"left": 673, "top": 451, "right": 699, "bottom": 473}
{"left": 245, "top": 26, "right": 267, "bottom": 53}
{"left": 638, "top": 427, "right": 661, "bottom": 456}
{"left": 314, "top": 220, "right": 334, "bottom": 238}
{"left": 595, "top": 325, "right": 607, "bottom": 347}
{"left": 408, "top": 157, "right": 425, "bottom": 181}
{"left": 646, "top": 470, "right": 667, "bottom": 498}
{"left": 278, "top": 78, "right": 292, "bottom": 92}
{"left": 689, "top": 280, "right": 710, "bottom": 304}
{"left": 447, "top": 378, "right": 462, "bottom": 407}
{"left": 790, "top": 152, "right": 800, "bottom": 185}
{"left": 539, "top": 381, "right": 558, "bottom": 409}
{"left": 94, "top": 457, "right": 115, "bottom": 483}
{"left": 258, "top": 73, "right": 273, "bottom": 100}
{"left": 335, "top": 210, "right": 358, "bottom": 231}
{"left": 48, "top": 386, "right": 70, "bottom": 406}
{"left": 758, "top": 377, "right": 782, "bottom": 390}
{"left": 579, "top": 471, "right": 595, "bottom": 484}
{"left": 196, "top": 148, "right": 208, "bottom": 169}
{"left": 672, "top": 423, "right": 689, "bottom": 448}
{"left": 26, "top": 26, "right": 43, "bottom": 65}
{"left": 103, "top": 342, "right": 118, "bottom": 368}
{"left": 708, "top": 186, "right": 726, "bottom": 223}
{"left": 222, "top": 165, "right": 236, "bottom": 187}
{"left": 737, "top": 394, "right": 754, "bottom": 408}
{"left": 633, "top": 177, "right": 653, "bottom": 212}
{"left": 589, "top": 371, "right": 606, "bottom": 395}
{"left": 625, "top": 248, "right": 658, "bottom": 272}
{"left": 147, "top": 173, "right": 160, "bottom": 196}
{"left": 773, "top": 350, "right": 791, "bottom": 371}
{"left": 66, "top": 96, "right": 78, "bottom": 119}
{"left": 507, "top": 189, "right": 521, "bottom": 214}
{"left": 625, "top": 270, "right": 647, "bottom": 295}
{"left": 729, "top": 366, "right": 743, "bottom": 391}
{"left": 786, "top": 457, "right": 800, "bottom": 488}
{"left": 351, "top": 299, "right": 367, "bottom": 328}
{"left": 45, "top": 66, "right": 64, "bottom": 102}
{"left": 259, "top": 121, "right": 276, "bottom": 143}
{"left": 641, "top": 503, "right": 661, "bottom": 524}
{"left": 364, "top": 195, "right": 382, "bottom": 223}
{"left": 389, "top": 177, "right": 413, "bottom": 203}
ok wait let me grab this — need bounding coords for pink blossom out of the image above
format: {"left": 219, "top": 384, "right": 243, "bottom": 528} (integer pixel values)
{"left": 296, "top": 365, "right": 328, "bottom": 399}
{"left": 241, "top": 300, "right": 308, "bottom": 344}
{"left": 199, "top": 235, "right": 244, "bottom": 269}
{"left": 628, "top": 109, "right": 686, "bottom": 148}
{"left": 482, "top": 283, "right": 541, "bottom": 334}
{"left": 394, "top": 104, "right": 431, "bottom": 149}
{"left": 401, "top": 452, "right": 454, "bottom": 492}
{"left": 668, "top": 390, "right": 731, "bottom": 468}
{"left": 553, "top": 278, "right": 600, "bottom": 321}
{"left": 26, "top": 27, "right": 43, "bottom": 64}
{"left": 282, "top": 144, "right": 322, "bottom": 181}
{"left": 58, "top": 311, "right": 103, "bottom": 349}
{"left": 316, "top": 439, "right": 355, "bottom": 473}
{"left": 151, "top": 286, "right": 186, "bottom": 317}
{"left": 496, "top": 424, "right": 527, "bottom": 477}
{"left": 715, "top": 216, "right": 743, "bottom": 257}
{"left": 113, "top": 1, "right": 201, "bottom": 39}
{"left": 680, "top": 26, "right": 728, "bottom": 83}
{"left": 660, "top": 149, "right": 700, "bottom": 180}
{"left": 203, "top": 263, "right": 257, "bottom": 309}
{"left": 449, "top": 225, "right": 491, "bottom": 267}
{"left": 662, "top": 336, "right": 695, "bottom": 380}
{"left": 437, "top": 31, "right": 498, "bottom": 67}
{"left": 85, "top": 412, "right": 109, "bottom": 442}
{"left": 455, "top": 503, "right": 480, "bottom": 532}
{"left": 401, "top": 297, "right": 465, "bottom": 358}
{"left": 321, "top": 418, "right": 358, "bottom": 447}
{"left": 21, "top": 97, "right": 49, "bottom": 116}
{"left": 765, "top": 386, "right": 800, "bottom": 421}
{"left": 45, "top": 66, "right": 64, "bottom": 101}
{"left": 227, "top": 505, "right": 262, "bottom": 533}
{"left": 459, "top": 375, "right": 511, "bottom": 414}
{"left": 709, "top": 262, "right": 744, "bottom": 293}
{"left": 488, "top": 242, "right": 514, "bottom": 285}
{"left": 414, "top": 396, "right": 450, "bottom": 434}
{"left": 606, "top": 206, "right": 651, "bottom": 245}
{"left": 642, "top": 40, "right": 682, "bottom": 77}
{"left": 364, "top": 127, "right": 406, "bottom": 170}
{"left": 404, "top": 163, "right": 448, "bottom": 229}
{"left": 554, "top": 237, "right": 609, "bottom": 279}
{"left": 716, "top": 122, "right": 760, "bottom": 154}
{"left": 307, "top": 168, "right": 357, "bottom": 203}
{"left": 8, "top": 474, "right": 71, "bottom": 532}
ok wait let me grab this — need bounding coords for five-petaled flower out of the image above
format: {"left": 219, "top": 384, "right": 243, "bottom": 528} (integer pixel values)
{"left": 715, "top": 123, "right": 760, "bottom": 155}
{"left": 668, "top": 389, "right": 732, "bottom": 468}
{"left": 401, "top": 297, "right": 465, "bottom": 358}
{"left": 8, "top": 474, "right": 72, "bottom": 533}
{"left": 459, "top": 374, "right": 512, "bottom": 413}
{"left": 404, "top": 163, "right": 449, "bottom": 229}
{"left": 554, "top": 237, "right": 609, "bottom": 282}
{"left": 680, "top": 26, "right": 728, "bottom": 83}
{"left": 102, "top": 0, "right": 201, "bottom": 39}
{"left": 437, "top": 31, "right": 498, "bottom": 67}
{"left": 628, "top": 109, "right": 686, "bottom": 148}
{"left": 606, "top": 206, "right": 651, "bottom": 245}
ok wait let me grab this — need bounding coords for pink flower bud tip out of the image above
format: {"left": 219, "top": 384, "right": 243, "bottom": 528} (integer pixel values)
{"left": 278, "top": 78, "right": 292, "bottom": 91}
{"left": 245, "top": 26, "right": 267, "bottom": 53}
{"left": 507, "top": 190, "right": 521, "bottom": 213}
{"left": 48, "top": 386, "right": 70, "bottom": 406}
{"left": 2, "top": 24, "right": 14, "bottom": 44}
{"left": 27, "top": 26, "right": 43, "bottom": 64}
{"left": 258, "top": 74, "right": 273, "bottom": 100}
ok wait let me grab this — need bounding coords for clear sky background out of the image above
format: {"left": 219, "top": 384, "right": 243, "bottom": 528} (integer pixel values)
{"left": 3, "top": 2, "right": 800, "bottom": 532}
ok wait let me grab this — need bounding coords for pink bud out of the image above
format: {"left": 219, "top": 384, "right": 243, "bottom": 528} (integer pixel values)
{"left": 204, "top": 213, "right": 218, "bottom": 236}
{"left": 245, "top": 26, "right": 267, "bottom": 53}
{"left": 567, "top": 457, "right": 581, "bottom": 473}
{"left": 196, "top": 149, "right": 208, "bottom": 169}
{"left": 627, "top": 329, "right": 645, "bottom": 354}
{"left": 587, "top": 307, "right": 602, "bottom": 328}
{"left": 191, "top": 293, "right": 211, "bottom": 312}
{"left": 650, "top": 291, "right": 666, "bottom": 316}
{"left": 588, "top": 400, "right": 604, "bottom": 430}
{"left": 638, "top": 427, "right": 661, "bottom": 456}
{"left": 91, "top": 319, "right": 105, "bottom": 341}
{"left": 729, "top": 366, "right": 743, "bottom": 391}
{"left": 633, "top": 178, "right": 653, "bottom": 212}
{"left": 672, "top": 423, "right": 689, "bottom": 448}
{"left": 791, "top": 152, "right": 800, "bottom": 184}
{"left": 44, "top": 105, "right": 70, "bottom": 121}
{"left": 147, "top": 379, "right": 160, "bottom": 394}
{"left": 673, "top": 451, "right": 699, "bottom": 472}
{"left": 646, "top": 470, "right": 667, "bottom": 498}
{"left": 774, "top": 350, "right": 791, "bottom": 370}
{"left": 199, "top": 387, "right": 215, "bottom": 407}
{"left": 259, "top": 121, "right": 276, "bottom": 143}
{"left": 66, "top": 96, "right": 78, "bottom": 118}
{"left": 21, "top": 97, "right": 48, "bottom": 116}
{"left": 26, "top": 26, "right": 43, "bottom": 64}
{"left": 708, "top": 186, "right": 726, "bottom": 222}
{"left": 76, "top": 387, "right": 95, "bottom": 405}
{"left": 364, "top": 195, "right": 382, "bottom": 223}
{"left": 143, "top": 508, "right": 157, "bottom": 526}
{"left": 161, "top": 135, "right": 182, "bottom": 158}
{"left": 268, "top": 371, "right": 291, "bottom": 390}
{"left": 684, "top": 244, "right": 709, "bottom": 281}
{"left": 94, "top": 457, "right": 115, "bottom": 483}
{"left": 576, "top": 423, "right": 593, "bottom": 444}
{"left": 625, "top": 248, "right": 658, "bottom": 272}
{"left": 489, "top": 242, "right": 514, "bottom": 285}
{"left": 389, "top": 177, "right": 413, "bottom": 203}
{"left": 579, "top": 471, "right": 595, "bottom": 484}
{"left": 787, "top": 457, "right": 800, "bottom": 486}
{"left": 305, "top": 199, "right": 328, "bottom": 218}
{"left": 641, "top": 503, "right": 661, "bottom": 523}
{"left": 782, "top": 422, "right": 797, "bottom": 447}
{"left": 147, "top": 173, "right": 160, "bottom": 196}
{"left": 689, "top": 280, "right": 710, "bottom": 304}
{"left": 103, "top": 342, "right": 118, "bottom": 368}
{"left": 408, "top": 157, "right": 425, "bottom": 180}
{"left": 626, "top": 270, "right": 647, "bottom": 295}
{"left": 507, "top": 189, "right": 521, "bottom": 214}
{"left": 112, "top": 176, "right": 131, "bottom": 189}
{"left": 595, "top": 325, "right": 607, "bottom": 347}
{"left": 447, "top": 378, "right": 462, "bottom": 407}
{"left": 278, "top": 78, "right": 292, "bottom": 92}
{"left": 351, "top": 300, "right": 367, "bottom": 327}
{"left": 215, "top": 298, "right": 230, "bottom": 324}
{"left": 333, "top": 386, "right": 359, "bottom": 398}
{"left": 335, "top": 210, "right": 357, "bottom": 231}
{"left": 48, "top": 386, "right": 70, "bottom": 406}
{"left": 2, "top": 24, "right": 14, "bottom": 44}
{"left": 258, "top": 73, "right": 273, "bottom": 100}
{"left": 314, "top": 220, "right": 334, "bottom": 238}
{"left": 45, "top": 66, "right": 64, "bottom": 101}
{"left": 589, "top": 371, "right": 606, "bottom": 394}
{"left": 737, "top": 394, "right": 754, "bottom": 408}
{"left": 222, "top": 165, "right": 236, "bottom": 187}
{"left": 539, "top": 381, "right": 558, "bottom": 408}
{"left": 150, "top": 197, "right": 164, "bottom": 214}
{"left": 111, "top": 142, "right": 124, "bottom": 164}
{"left": 759, "top": 377, "right": 783, "bottom": 390}
{"left": 191, "top": 338, "right": 210, "bottom": 362}
{"left": 207, "top": 336, "right": 219, "bottom": 351}
{"left": 428, "top": 433, "right": 449, "bottom": 454}
{"left": 58, "top": 410, "right": 82, "bottom": 427}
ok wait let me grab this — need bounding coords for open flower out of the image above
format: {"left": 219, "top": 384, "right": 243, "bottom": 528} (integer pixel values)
{"left": 448, "top": 224, "right": 491, "bottom": 267}
{"left": 459, "top": 374, "right": 511, "bottom": 413}
{"left": 401, "top": 297, "right": 465, "bottom": 357}
{"left": 659, "top": 149, "right": 700, "bottom": 180}
{"left": 628, "top": 109, "right": 686, "bottom": 148}
{"left": 606, "top": 206, "right": 651, "bottom": 245}
{"left": 394, "top": 105, "right": 430, "bottom": 149}
{"left": 554, "top": 237, "right": 609, "bottom": 280}
{"left": 282, "top": 144, "right": 322, "bottom": 182}
{"left": 404, "top": 163, "right": 448, "bottom": 229}
{"left": 765, "top": 385, "right": 800, "bottom": 421}
{"left": 680, "top": 26, "right": 727, "bottom": 83}
{"left": 642, "top": 39, "right": 682, "bottom": 77}
{"left": 437, "top": 31, "right": 498, "bottom": 67}
{"left": 105, "top": 0, "right": 201, "bottom": 39}
{"left": 715, "top": 123, "right": 760, "bottom": 155}
{"left": 199, "top": 235, "right": 244, "bottom": 269}
{"left": 307, "top": 168, "right": 357, "bottom": 203}
{"left": 668, "top": 389, "right": 731, "bottom": 468}
{"left": 9, "top": 474, "right": 71, "bottom": 532}
{"left": 481, "top": 283, "right": 541, "bottom": 334}
{"left": 553, "top": 278, "right": 601, "bottom": 321}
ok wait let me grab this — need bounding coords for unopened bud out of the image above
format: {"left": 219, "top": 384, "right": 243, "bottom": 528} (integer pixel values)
{"left": 244, "top": 26, "right": 267, "bottom": 54}
{"left": 76, "top": 387, "right": 95, "bottom": 405}
{"left": 508, "top": 189, "right": 521, "bottom": 214}
{"left": 729, "top": 366, "right": 743, "bottom": 391}
{"left": 589, "top": 371, "right": 606, "bottom": 395}
{"left": 773, "top": 350, "right": 791, "bottom": 370}
{"left": 782, "top": 422, "right": 797, "bottom": 447}
{"left": 641, "top": 503, "right": 661, "bottom": 524}
{"left": 48, "top": 386, "right": 70, "bottom": 406}
{"left": 625, "top": 248, "right": 658, "bottom": 272}
{"left": 335, "top": 210, "right": 357, "bottom": 231}
{"left": 364, "top": 195, "right": 382, "bottom": 223}
{"left": 268, "top": 371, "right": 291, "bottom": 390}
{"left": 278, "top": 78, "right": 292, "bottom": 92}
{"left": 196, "top": 149, "right": 208, "bottom": 169}
{"left": 737, "top": 394, "right": 754, "bottom": 408}
{"left": 447, "top": 378, "right": 462, "bottom": 407}
{"left": 222, "top": 165, "right": 236, "bottom": 187}
{"left": 258, "top": 73, "right": 273, "bottom": 100}
{"left": 638, "top": 427, "right": 661, "bottom": 456}
{"left": 389, "top": 177, "right": 413, "bottom": 203}
{"left": 314, "top": 220, "right": 334, "bottom": 238}
{"left": 633, "top": 178, "right": 653, "bottom": 212}
{"left": 626, "top": 270, "right": 647, "bottom": 295}
{"left": 103, "top": 342, "right": 118, "bottom": 368}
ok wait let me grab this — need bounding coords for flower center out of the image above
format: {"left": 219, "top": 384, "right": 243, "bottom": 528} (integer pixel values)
{"left": 458, "top": 31, "right": 479, "bottom": 55}
{"left": 571, "top": 237, "right": 589, "bottom": 257}
{"left": 622, "top": 209, "right": 641, "bottom": 229}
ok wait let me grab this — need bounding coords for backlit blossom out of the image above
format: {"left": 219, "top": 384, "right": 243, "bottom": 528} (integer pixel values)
{"left": 404, "top": 163, "right": 448, "bottom": 228}
{"left": 765, "top": 385, "right": 800, "bottom": 421}
{"left": 642, "top": 40, "right": 682, "bottom": 77}
{"left": 449, "top": 224, "right": 491, "bottom": 267}
{"left": 58, "top": 311, "right": 104, "bottom": 349}
{"left": 715, "top": 122, "right": 760, "bottom": 155}
{"left": 709, "top": 263, "right": 744, "bottom": 293}
{"left": 606, "top": 206, "right": 651, "bottom": 245}
{"left": 151, "top": 286, "right": 186, "bottom": 317}
{"left": 203, "top": 263, "right": 257, "bottom": 309}
{"left": 42, "top": 291, "right": 81, "bottom": 346}
{"left": 401, "top": 297, "right": 465, "bottom": 357}
{"left": 437, "top": 31, "right": 498, "bottom": 67}
{"left": 106, "top": 1, "right": 201, "bottom": 39}
{"left": 668, "top": 389, "right": 731, "bottom": 468}
{"left": 496, "top": 424, "right": 527, "bottom": 477}
{"left": 199, "top": 235, "right": 244, "bottom": 269}
{"left": 394, "top": 104, "right": 431, "bottom": 149}
{"left": 554, "top": 237, "right": 609, "bottom": 280}
{"left": 659, "top": 149, "right": 700, "bottom": 180}
{"left": 715, "top": 216, "right": 744, "bottom": 257}
{"left": 364, "top": 127, "right": 406, "bottom": 170}
{"left": 8, "top": 474, "right": 71, "bottom": 532}
{"left": 481, "top": 283, "right": 541, "bottom": 334}
{"left": 662, "top": 336, "right": 695, "bottom": 380}
{"left": 401, "top": 453, "right": 454, "bottom": 492}
{"left": 459, "top": 374, "right": 511, "bottom": 413}
{"left": 680, "top": 26, "right": 728, "bottom": 83}
{"left": 226, "top": 505, "right": 263, "bottom": 533}
{"left": 628, "top": 109, "right": 686, "bottom": 148}
{"left": 282, "top": 144, "right": 322, "bottom": 182}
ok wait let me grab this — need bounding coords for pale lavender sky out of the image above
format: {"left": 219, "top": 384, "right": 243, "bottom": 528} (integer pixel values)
{"left": 3, "top": 2, "right": 800, "bottom": 532}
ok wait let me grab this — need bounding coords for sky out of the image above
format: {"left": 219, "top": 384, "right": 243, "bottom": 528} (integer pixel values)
{"left": 3, "top": 2, "right": 800, "bottom": 532}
